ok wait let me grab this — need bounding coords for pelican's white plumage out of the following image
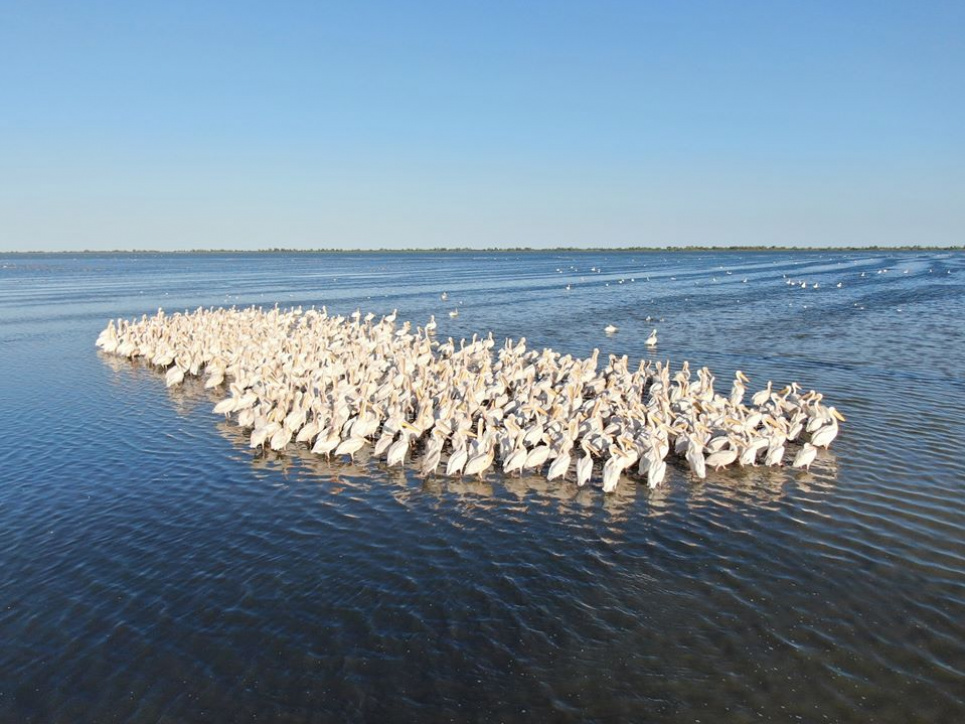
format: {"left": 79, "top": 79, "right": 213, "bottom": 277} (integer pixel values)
{"left": 97, "top": 305, "right": 843, "bottom": 495}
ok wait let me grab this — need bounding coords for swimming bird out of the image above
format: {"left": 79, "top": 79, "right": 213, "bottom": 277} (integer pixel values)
{"left": 98, "top": 304, "right": 844, "bottom": 489}
{"left": 604, "top": 324, "right": 618, "bottom": 334}
{"left": 645, "top": 329, "right": 658, "bottom": 347}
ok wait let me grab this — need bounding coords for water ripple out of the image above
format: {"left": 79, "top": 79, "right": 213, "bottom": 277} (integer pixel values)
{"left": 1, "top": 250, "right": 964, "bottom": 721}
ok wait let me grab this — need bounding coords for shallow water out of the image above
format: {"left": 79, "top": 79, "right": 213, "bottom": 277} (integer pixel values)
{"left": 1, "top": 250, "right": 963, "bottom": 722}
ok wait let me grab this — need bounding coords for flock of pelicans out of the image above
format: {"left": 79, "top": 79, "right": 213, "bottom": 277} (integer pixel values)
{"left": 96, "top": 306, "right": 844, "bottom": 492}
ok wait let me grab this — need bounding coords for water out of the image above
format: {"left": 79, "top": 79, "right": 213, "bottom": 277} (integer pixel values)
{"left": 1, "top": 250, "right": 963, "bottom": 722}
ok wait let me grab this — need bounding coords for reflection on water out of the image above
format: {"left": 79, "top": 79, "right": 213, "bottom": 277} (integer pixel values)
{"left": 2, "top": 250, "right": 964, "bottom": 722}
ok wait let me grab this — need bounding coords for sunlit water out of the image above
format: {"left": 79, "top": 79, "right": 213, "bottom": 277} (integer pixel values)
{"left": 1, "top": 250, "right": 963, "bottom": 722}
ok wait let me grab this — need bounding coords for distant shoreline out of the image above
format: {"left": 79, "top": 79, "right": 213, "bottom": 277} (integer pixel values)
{"left": 2, "top": 245, "right": 962, "bottom": 255}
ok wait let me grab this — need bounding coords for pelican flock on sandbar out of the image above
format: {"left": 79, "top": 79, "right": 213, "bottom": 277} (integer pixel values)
{"left": 96, "top": 306, "right": 844, "bottom": 492}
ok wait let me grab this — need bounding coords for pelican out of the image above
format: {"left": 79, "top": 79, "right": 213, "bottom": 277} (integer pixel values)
{"left": 751, "top": 380, "right": 772, "bottom": 407}
{"left": 463, "top": 443, "right": 495, "bottom": 480}
{"left": 705, "top": 446, "right": 738, "bottom": 471}
{"left": 97, "top": 304, "right": 844, "bottom": 491}
{"left": 810, "top": 408, "right": 845, "bottom": 448}
{"left": 445, "top": 438, "right": 469, "bottom": 477}
{"left": 385, "top": 430, "right": 413, "bottom": 467}
{"left": 791, "top": 443, "right": 818, "bottom": 471}
{"left": 575, "top": 451, "right": 593, "bottom": 487}
{"left": 546, "top": 450, "right": 571, "bottom": 482}
{"left": 334, "top": 435, "right": 366, "bottom": 463}
{"left": 165, "top": 363, "right": 185, "bottom": 388}
{"left": 647, "top": 456, "right": 667, "bottom": 489}
{"left": 311, "top": 427, "right": 341, "bottom": 459}
{"left": 420, "top": 430, "right": 445, "bottom": 477}
{"left": 604, "top": 324, "right": 618, "bottom": 334}
{"left": 645, "top": 329, "right": 658, "bottom": 347}
{"left": 685, "top": 437, "right": 707, "bottom": 479}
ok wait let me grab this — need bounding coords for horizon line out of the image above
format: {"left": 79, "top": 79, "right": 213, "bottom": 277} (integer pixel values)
{"left": 2, "top": 244, "right": 963, "bottom": 255}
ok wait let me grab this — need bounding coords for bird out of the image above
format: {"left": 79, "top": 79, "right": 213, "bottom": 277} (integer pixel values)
{"left": 575, "top": 452, "right": 593, "bottom": 487}
{"left": 546, "top": 450, "right": 571, "bottom": 482}
{"left": 97, "top": 303, "right": 843, "bottom": 492}
{"left": 792, "top": 443, "right": 818, "bottom": 471}
{"left": 645, "top": 329, "right": 658, "bottom": 347}
{"left": 463, "top": 444, "right": 495, "bottom": 480}
{"left": 334, "top": 436, "right": 367, "bottom": 463}
{"left": 810, "top": 407, "right": 845, "bottom": 448}
{"left": 604, "top": 324, "right": 618, "bottom": 334}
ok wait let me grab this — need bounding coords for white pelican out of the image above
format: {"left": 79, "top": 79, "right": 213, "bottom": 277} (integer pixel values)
{"left": 98, "top": 304, "right": 844, "bottom": 490}
{"left": 647, "top": 457, "right": 667, "bottom": 489}
{"left": 791, "top": 443, "right": 818, "bottom": 471}
{"left": 463, "top": 444, "right": 495, "bottom": 480}
{"left": 546, "top": 450, "right": 571, "bottom": 482}
{"left": 575, "top": 452, "right": 593, "bottom": 488}
{"left": 334, "top": 435, "right": 366, "bottom": 463}
{"left": 604, "top": 324, "right": 618, "bottom": 334}
{"left": 645, "top": 329, "right": 658, "bottom": 347}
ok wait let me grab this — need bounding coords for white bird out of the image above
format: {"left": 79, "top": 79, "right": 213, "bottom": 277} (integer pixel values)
{"left": 311, "top": 428, "right": 341, "bottom": 459}
{"left": 604, "top": 324, "right": 618, "bottom": 334}
{"left": 546, "top": 451, "right": 571, "bottom": 481}
{"left": 445, "top": 446, "right": 468, "bottom": 477}
{"left": 385, "top": 433, "right": 413, "bottom": 467}
{"left": 645, "top": 329, "right": 658, "bottom": 347}
{"left": 334, "top": 435, "right": 366, "bottom": 463}
{"left": 647, "top": 457, "right": 667, "bottom": 489}
{"left": 97, "top": 304, "right": 844, "bottom": 488}
{"left": 810, "top": 408, "right": 845, "bottom": 448}
{"left": 575, "top": 452, "right": 593, "bottom": 487}
{"left": 463, "top": 445, "right": 495, "bottom": 479}
{"left": 791, "top": 442, "right": 818, "bottom": 471}
{"left": 165, "top": 364, "right": 185, "bottom": 388}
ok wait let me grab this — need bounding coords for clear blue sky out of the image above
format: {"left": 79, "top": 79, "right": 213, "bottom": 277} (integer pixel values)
{"left": 1, "top": 0, "right": 962, "bottom": 250}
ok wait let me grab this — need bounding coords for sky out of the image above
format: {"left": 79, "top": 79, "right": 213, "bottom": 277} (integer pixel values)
{"left": 1, "top": 0, "right": 962, "bottom": 251}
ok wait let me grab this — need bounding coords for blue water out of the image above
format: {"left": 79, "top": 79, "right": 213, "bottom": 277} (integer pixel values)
{"left": 1, "top": 250, "right": 963, "bottom": 721}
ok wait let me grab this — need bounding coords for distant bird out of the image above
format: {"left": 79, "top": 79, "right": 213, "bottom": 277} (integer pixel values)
{"left": 604, "top": 324, "right": 618, "bottom": 334}
{"left": 645, "top": 328, "right": 658, "bottom": 347}
{"left": 449, "top": 309, "right": 459, "bottom": 318}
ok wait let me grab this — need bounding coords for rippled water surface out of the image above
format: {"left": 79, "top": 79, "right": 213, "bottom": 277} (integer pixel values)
{"left": 1, "top": 250, "right": 963, "bottom": 722}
